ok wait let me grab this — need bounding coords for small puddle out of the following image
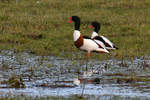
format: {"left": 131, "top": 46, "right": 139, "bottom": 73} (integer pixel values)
{"left": 0, "top": 50, "right": 150, "bottom": 99}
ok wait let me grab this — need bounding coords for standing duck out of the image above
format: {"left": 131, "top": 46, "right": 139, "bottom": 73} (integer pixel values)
{"left": 89, "top": 21, "right": 118, "bottom": 50}
{"left": 68, "top": 16, "right": 109, "bottom": 58}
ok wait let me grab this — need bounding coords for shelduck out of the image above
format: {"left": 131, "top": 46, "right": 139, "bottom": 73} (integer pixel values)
{"left": 68, "top": 16, "right": 109, "bottom": 58}
{"left": 89, "top": 21, "right": 118, "bottom": 50}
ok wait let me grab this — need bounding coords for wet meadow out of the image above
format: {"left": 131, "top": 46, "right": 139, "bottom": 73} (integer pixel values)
{"left": 0, "top": 0, "right": 150, "bottom": 100}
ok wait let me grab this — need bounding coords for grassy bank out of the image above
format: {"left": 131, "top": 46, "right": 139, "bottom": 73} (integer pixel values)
{"left": 0, "top": 0, "right": 150, "bottom": 59}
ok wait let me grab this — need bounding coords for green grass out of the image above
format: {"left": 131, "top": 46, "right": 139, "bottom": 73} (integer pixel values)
{"left": 0, "top": 0, "right": 150, "bottom": 59}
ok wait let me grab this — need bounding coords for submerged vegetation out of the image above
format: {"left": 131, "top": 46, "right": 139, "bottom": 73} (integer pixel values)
{"left": 1, "top": 75, "right": 26, "bottom": 88}
{"left": 0, "top": 0, "right": 150, "bottom": 58}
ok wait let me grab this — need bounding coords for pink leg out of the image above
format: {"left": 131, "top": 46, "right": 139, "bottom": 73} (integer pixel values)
{"left": 85, "top": 52, "right": 90, "bottom": 71}
{"left": 87, "top": 52, "right": 90, "bottom": 59}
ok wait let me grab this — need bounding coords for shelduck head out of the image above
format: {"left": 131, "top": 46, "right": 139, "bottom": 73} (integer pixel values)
{"left": 89, "top": 21, "right": 101, "bottom": 33}
{"left": 68, "top": 16, "right": 80, "bottom": 23}
{"left": 68, "top": 16, "right": 80, "bottom": 30}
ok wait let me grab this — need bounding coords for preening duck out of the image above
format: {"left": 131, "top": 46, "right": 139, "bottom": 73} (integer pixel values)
{"left": 89, "top": 21, "right": 118, "bottom": 50}
{"left": 68, "top": 16, "right": 109, "bottom": 58}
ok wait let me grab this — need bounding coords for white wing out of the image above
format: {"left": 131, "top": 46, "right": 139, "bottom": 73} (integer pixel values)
{"left": 100, "top": 36, "right": 114, "bottom": 48}
{"left": 94, "top": 39, "right": 106, "bottom": 49}
{"left": 94, "top": 40, "right": 109, "bottom": 53}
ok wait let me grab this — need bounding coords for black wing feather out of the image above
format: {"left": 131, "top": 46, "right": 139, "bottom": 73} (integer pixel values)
{"left": 93, "top": 36, "right": 106, "bottom": 44}
{"left": 83, "top": 36, "right": 91, "bottom": 39}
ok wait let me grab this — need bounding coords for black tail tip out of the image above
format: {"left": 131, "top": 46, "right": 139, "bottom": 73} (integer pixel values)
{"left": 116, "top": 47, "right": 119, "bottom": 50}
{"left": 114, "top": 45, "right": 119, "bottom": 50}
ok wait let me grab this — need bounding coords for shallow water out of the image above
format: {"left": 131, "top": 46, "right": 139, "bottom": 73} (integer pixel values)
{"left": 0, "top": 50, "right": 150, "bottom": 100}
